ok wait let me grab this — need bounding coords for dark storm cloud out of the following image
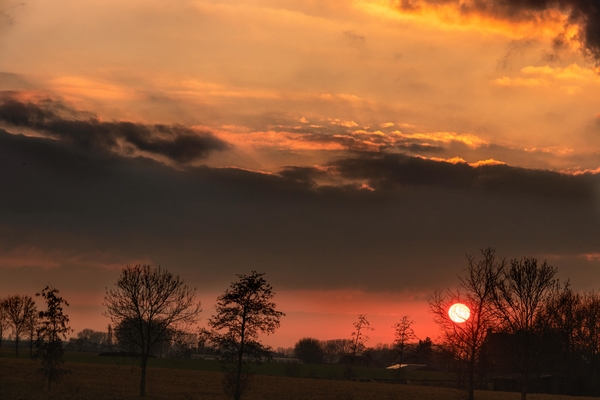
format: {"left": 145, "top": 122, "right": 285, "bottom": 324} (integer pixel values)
{"left": 400, "top": 143, "right": 445, "bottom": 153}
{"left": 0, "top": 96, "right": 229, "bottom": 163}
{"left": 326, "top": 152, "right": 595, "bottom": 199}
{"left": 396, "top": 0, "right": 600, "bottom": 59}
{"left": 1, "top": 130, "right": 599, "bottom": 292}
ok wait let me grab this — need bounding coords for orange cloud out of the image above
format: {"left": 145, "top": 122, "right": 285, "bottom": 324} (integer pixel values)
{"left": 329, "top": 118, "right": 359, "bottom": 128}
{"left": 392, "top": 131, "right": 488, "bottom": 148}
{"left": 426, "top": 156, "right": 506, "bottom": 167}
{"left": 493, "top": 64, "right": 600, "bottom": 92}
{"left": 429, "top": 156, "right": 467, "bottom": 164}
{"left": 469, "top": 158, "right": 505, "bottom": 167}
{"left": 560, "top": 167, "right": 600, "bottom": 176}
{"left": 214, "top": 129, "right": 347, "bottom": 152}
{"left": 358, "top": 0, "right": 572, "bottom": 40}
{"left": 524, "top": 146, "right": 575, "bottom": 156}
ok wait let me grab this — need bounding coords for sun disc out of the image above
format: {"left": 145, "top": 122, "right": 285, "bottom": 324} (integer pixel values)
{"left": 448, "top": 303, "right": 470, "bottom": 323}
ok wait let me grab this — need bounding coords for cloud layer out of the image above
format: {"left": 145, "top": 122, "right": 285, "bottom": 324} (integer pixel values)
{"left": 1, "top": 127, "right": 598, "bottom": 291}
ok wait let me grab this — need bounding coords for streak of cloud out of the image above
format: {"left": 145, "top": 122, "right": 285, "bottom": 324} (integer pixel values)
{"left": 0, "top": 95, "right": 229, "bottom": 164}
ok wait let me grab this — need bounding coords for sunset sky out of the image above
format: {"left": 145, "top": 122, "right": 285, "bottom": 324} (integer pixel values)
{"left": 1, "top": 0, "right": 600, "bottom": 348}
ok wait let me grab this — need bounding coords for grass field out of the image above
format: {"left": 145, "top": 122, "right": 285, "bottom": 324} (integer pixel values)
{"left": 0, "top": 352, "right": 596, "bottom": 400}
{"left": 24, "top": 351, "right": 456, "bottom": 383}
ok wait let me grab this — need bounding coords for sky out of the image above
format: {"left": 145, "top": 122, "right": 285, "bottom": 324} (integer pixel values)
{"left": 1, "top": 0, "right": 600, "bottom": 348}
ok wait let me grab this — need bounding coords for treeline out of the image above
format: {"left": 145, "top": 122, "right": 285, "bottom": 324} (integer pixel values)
{"left": 0, "top": 287, "right": 71, "bottom": 391}
{"left": 63, "top": 327, "right": 207, "bottom": 359}
{"left": 288, "top": 336, "right": 437, "bottom": 368}
{"left": 479, "top": 287, "right": 600, "bottom": 397}
{"left": 0, "top": 294, "right": 39, "bottom": 358}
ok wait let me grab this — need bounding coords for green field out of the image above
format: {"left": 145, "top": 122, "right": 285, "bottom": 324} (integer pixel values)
{"left": 0, "top": 351, "right": 594, "bottom": 400}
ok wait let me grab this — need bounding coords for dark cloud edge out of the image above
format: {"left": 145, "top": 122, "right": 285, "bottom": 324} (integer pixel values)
{"left": 0, "top": 95, "right": 230, "bottom": 164}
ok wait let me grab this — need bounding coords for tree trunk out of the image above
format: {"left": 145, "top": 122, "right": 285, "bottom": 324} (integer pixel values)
{"left": 521, "top": 384, "right": 527, "bottom": 400}
{"left": 468, "top": 357, "right": 475, "bottom": 400}
{"left": 235, "top": 343, "right": 244, "bottom": 400}
{"left": 15, "top": 334, "right": 19, "bottom": 358}
{"left": 140, "top": 356, "right": 148, "bottom": 397}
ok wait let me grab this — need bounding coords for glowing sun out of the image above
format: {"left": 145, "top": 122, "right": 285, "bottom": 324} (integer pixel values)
{"left": 448, "top": 303, "right": 471, "bottom": 323}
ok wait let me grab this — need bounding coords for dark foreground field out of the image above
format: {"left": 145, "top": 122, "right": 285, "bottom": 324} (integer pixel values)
{"left": 0, "top": 356, "right": 594, "bottom": 400}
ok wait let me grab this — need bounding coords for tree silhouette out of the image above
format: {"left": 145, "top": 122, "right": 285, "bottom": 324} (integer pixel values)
{"left": 573, "top": 292, "right": 600, "bottom": 395}
{"left": 4, "top": 295, "right": 36, "bottom": 358}
{"left": 103, "top": 264, "right": 201, "bottom": 397}
{"left": 106, "top": 324, "right": 114, "bottom": 351}
{"left": 350, "top": 314, "right": 373, "bottom": 358}
{"left": 0, "top": 299, "right": 8, "bottom": 352}
{"left": 208, "top": 271, "right": 284, "bottom": 400}
{"left": 393, "top": 315, "right": 416, "bottom": 366}
{"left": 35, "top": 286, "right": 72, "bottom": 391}
{"left": 27, "top": 311, "right": 40, "bottom": 358}
{"left": 494, "top": 257, "right": 558, "bottom": 400}
{"left": 294, "top": 337, "right": 324, "bottom": 364}
{"left": 430, "top": 247, "right": 504, "bottom": 400}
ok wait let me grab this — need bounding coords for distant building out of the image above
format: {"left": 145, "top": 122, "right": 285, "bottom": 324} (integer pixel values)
{"left": 386, "top": 363, "right": 426, "bottom": 371}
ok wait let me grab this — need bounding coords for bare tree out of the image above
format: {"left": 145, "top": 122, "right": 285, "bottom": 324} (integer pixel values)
{"left": 494, "top": 257, "right": 558, "bottom": 400}
{"left": 4, "top": 295, "right": 37, "bottom": 358}
{"left": 350, "top": 314, "right": 373, "bottom": 357}
{"left": 208, "top": 271, "right": 284, "bottom": 400}
{"left": 393, "top": 315, "right": 416, "bottom": 366}
{"left": 537, "top": 283, "right": 582, "bottom": 392}
{"left": 27, "top": 311, "right": 40, "bottom": 358}
{"left": 0, "top": 298, "right": 8, "bottom": 351}
{"left": 103, "top": 265, "right": 201, "bottom": 397}
{"left": 106, "top": 324, "right": 114, "bottom": 351}
{"left": 429, "top": 247, "right": 504, "bottom": 400}
{"left": 35, "top": 286, "right": 72, "bottom": 391}
{"left": 575, "top": 292, "right": 600, "bottom": 394}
